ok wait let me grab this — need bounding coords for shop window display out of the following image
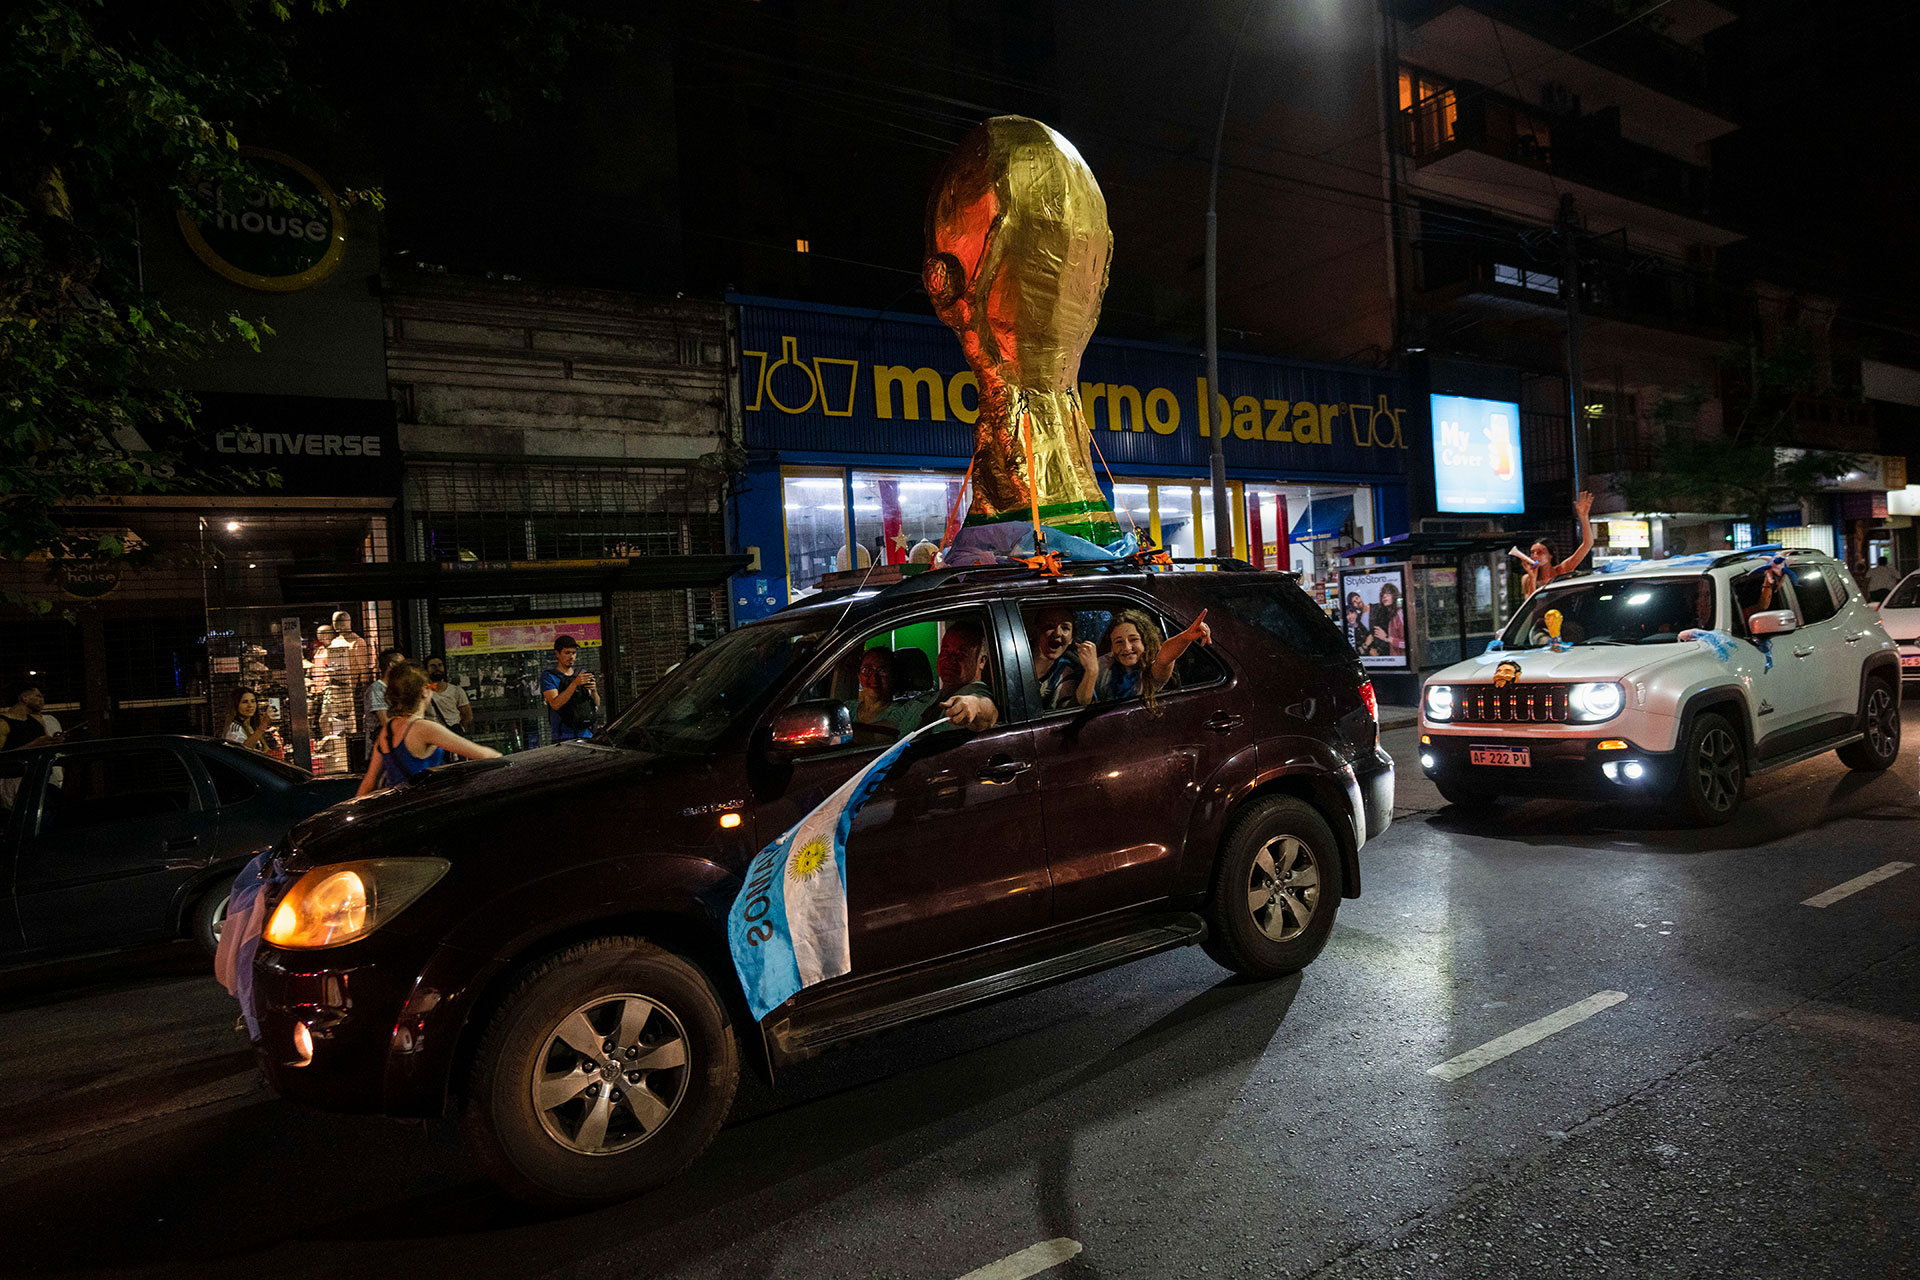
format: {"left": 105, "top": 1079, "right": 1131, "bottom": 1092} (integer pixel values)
{"left": 850, "top": 472, "right": 965, "bottom": 565}
{"left": 784, "top": 472, "right": 851, "bottom": 600}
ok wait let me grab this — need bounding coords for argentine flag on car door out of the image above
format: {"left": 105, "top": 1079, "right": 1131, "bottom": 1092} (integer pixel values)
{"left": 728, "top": 721, "right": 942, "bottom": 1020}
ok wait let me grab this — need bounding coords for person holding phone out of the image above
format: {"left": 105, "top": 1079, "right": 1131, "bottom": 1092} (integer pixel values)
{"left": 541, "top": 635, "right": 601, "bottom": 742}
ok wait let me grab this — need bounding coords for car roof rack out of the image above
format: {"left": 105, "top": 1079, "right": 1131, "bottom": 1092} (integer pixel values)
{"left": 869, "top": 554, "right": 1257, "bottom": 603}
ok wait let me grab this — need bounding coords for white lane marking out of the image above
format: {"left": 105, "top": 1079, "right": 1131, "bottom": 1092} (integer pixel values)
{"left": 954, "top": 1240, "right": 1083, "bottom": 1280}
{"left": 1802, "top": 861, "right": 1914, "bottom": 908}
{"left": 1428, "top": 991, "right": 1629, "bottom": 1082}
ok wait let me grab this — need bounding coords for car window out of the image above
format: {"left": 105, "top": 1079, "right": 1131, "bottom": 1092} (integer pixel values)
{"left": 788, "top": 607, "right": 1000, "bottom": 743}
{"left": 201, "top": 754, "right": 259, "bottom": 806}
{"left": 1887, "top": 575, "right": 1920, "bottom": 610}
{"left": 0, "top": 754, "right": 29, "bottom": 816}
{"left": 1019, "top": 598, "right": 1225, "bottom": 715}
{"left": 39, "top": 749, "right": 198, "bottom": 836}
{"left": 1788, "top": 563, "right": 1842, "bottom": 625}
{"left": 606, "top": 612, "right": 832, "bottom": 752}
{"left": 1509, "top": 576, "right": 1716, "bottom": 648}
{"left": 1215, "top": 581, "right": 1357, "bottom": 662}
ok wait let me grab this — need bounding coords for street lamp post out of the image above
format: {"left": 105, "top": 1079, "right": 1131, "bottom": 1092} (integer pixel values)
{"left": 1205, "top": 0, "right": 1263, "bottom": 563}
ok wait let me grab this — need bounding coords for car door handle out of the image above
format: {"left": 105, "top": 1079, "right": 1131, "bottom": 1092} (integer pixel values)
{"left": 979, "top": 755, "right": 1032, "bottom": 783}
{"left": 164, "top": 836, "right": 200, "bottom": 852}
{"left": 1203, "top": 713, "right": 1246, "bottom": 733}
{"left": 1844, "top": 633, "right": 1864, "bottom": 644}
{"left": 1793, "top": 646, "right": 1816, "bottom": 659}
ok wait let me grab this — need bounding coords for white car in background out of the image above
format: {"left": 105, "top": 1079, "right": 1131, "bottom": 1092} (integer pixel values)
{"left": 1875, "top": 571, "right": 1920, "bottom": 685}
{"left": 1418, "top": 547, "right": 1903, "bottom": 826}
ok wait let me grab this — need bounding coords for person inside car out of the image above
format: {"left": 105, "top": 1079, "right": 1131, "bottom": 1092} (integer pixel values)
{"left": 1736, "top": 559, "right": 1788, "bottom": 632}
{"left": 895, "top": 619, "right": 999, "bottom": 731}
{"left": 852, "top": 648, "right": 896, "bottom": 726}
{"left": 1028, "top": 604, "right": 1098, "bottom": 709}
{"left": 226, "top": 688, "right": 274, "bottom": 753}
{"left": 1510, "top": 490, "right": 1596, "bottom": 596}
{"left": 1095, "top": 608, "right": 1211, "bottom": 709}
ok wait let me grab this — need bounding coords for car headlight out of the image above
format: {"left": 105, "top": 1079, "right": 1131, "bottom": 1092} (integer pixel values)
{"left": 1568, "top": 682, "right": 1624, "bottom": 722}
{"left": 1424, "top": 684, "right": 1455, "bottom": 721}
{"left": 264, "top": 858, "right": 449, "bottom": 950}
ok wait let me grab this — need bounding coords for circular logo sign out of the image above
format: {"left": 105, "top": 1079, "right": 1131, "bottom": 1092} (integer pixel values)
{"left": 175, "top": 148, "right": 347, "bottom": 292}
{"left": 58, "top": 562, "right": 121, "bottom": 600}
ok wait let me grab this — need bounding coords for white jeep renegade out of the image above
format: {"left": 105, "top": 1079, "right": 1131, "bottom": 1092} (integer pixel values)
{"left": 1418, "top": 547, "right": 1904, "bottom": 825}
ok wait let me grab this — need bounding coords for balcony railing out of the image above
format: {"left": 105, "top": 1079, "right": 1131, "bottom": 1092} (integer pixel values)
{"left": 1401, "top": 88, "right": 1719, "bottom": 223}
{"left": 1412, "top": 240, "right": 1733, "bottom": 334}
{"left": 1394, "top": 0, "right": 1732, "bottom": 116}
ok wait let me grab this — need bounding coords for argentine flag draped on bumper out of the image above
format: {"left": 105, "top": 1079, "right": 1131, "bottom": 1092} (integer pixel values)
{"left": 729, "top": 721, "right": 942, "bottom": 1020}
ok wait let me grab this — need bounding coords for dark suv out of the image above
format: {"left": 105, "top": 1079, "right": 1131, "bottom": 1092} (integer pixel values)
{"left": 249, "top": 565, "right": 1393, "bottom": 1206}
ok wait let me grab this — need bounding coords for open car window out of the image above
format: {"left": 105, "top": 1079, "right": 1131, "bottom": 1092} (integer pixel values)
{"left": 787, "top": 608, "right": 999, "bottom": 746}
{"left": 1018, "top": 598, "right": 1225, "bottom": 717}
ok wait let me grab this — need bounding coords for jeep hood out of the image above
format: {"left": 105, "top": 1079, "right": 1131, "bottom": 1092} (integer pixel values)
{"left": 1429, "top": 642, "right": 1698, "bottom": 685}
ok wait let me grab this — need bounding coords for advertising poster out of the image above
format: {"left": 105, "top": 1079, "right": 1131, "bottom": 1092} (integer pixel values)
{"left": 1430, "top": 393, "right": 1525, "bottom": 514}
{"left": 1338, "top": 565, "right": 1413, "bottom": 671}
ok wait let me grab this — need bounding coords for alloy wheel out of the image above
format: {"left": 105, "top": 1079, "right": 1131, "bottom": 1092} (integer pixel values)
{"left": 531, "top": 993, "right": 691, "bottom": 1156}
{"left": 1248, "top": 835, "right": 1320, "bottom": 943}
{"left": 1694, "top": 727, "right": 1741, "bottom": 814}
{"left": 1864, "top": 686, "right": 1897, "bottom": 759}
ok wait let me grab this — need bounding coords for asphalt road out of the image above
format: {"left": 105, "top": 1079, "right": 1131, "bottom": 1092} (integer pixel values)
{"left": 2, "top": 704, "right": 1916, "bottom": 1280}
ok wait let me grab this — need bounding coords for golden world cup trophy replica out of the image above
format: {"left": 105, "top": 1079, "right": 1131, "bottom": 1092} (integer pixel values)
{"left": 924, "top": 116, "right": 1124, "bottom": 560}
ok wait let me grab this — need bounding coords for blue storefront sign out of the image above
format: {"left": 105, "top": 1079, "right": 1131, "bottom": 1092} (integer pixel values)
{"left": 729, "top": 296, "right": 1412, "bottom": 619}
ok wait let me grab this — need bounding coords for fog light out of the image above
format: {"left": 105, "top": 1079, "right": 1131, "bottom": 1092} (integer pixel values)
{"left": 1623, "top": 761, "right": 1645, "bottom": 780}
{"left": 1603, "top": 762, "right": 1619, "bottom": 781}
{"left": 291, "top": 1020, "right": 314, "bottom": 1068}
{"left": 1420, "top": 753, "right": 1436, "bottom": 770}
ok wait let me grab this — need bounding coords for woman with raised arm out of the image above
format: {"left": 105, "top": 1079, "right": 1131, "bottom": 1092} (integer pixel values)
{"left": 357, "top": 662, "right": 501, "bottom": 797}
{"left": 1510, "top": 490, "right": 1596, "bottom": 597}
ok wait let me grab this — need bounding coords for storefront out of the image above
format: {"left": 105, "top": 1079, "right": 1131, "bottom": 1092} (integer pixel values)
{"left": 727, "top": 297, "right": 1412, "bottom": 623}
{"left": 0, "top": 395, "right": 404, "bottom": 778}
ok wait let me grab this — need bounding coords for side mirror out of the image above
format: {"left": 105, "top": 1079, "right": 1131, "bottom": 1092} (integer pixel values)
{"left": 768, "top": 700, "right": 854, "bottom": 756}
{"left": 1748, "top": 609, "right": 1798, "bottom": 637}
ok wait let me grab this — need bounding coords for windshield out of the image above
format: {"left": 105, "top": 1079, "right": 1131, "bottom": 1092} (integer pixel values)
{"left": 604, "top": 614, "right": 830, "bottom": 752}
{"left": 1503, "top": 576, "right": 1716, "bottom": 649}
{"left": 1887, "top": 575, "right": 1920, "bottom": 610}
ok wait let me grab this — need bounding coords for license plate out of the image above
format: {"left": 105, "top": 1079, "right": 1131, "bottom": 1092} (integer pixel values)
{"left": 1902, "top": 653, "right": 1920, "bottom": 669}
{"left": 1470, "top": 745, "right": 1531, "bottom": 768}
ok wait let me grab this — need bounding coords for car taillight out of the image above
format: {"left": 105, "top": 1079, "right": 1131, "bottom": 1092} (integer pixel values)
{"left": 1358, "top": 680, "right": 1379, "bottom": 722}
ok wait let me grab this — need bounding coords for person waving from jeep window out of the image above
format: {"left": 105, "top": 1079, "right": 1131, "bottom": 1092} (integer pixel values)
{"left": 541, "top": 636, "right": 600, "bottom": 742}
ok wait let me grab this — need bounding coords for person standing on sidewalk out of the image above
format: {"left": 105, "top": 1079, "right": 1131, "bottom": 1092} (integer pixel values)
{"left": 422, "top": 655, "right": 473, "bottom": 730}
{"left": 541, "top": 635, "right": 600, "bottom": 743}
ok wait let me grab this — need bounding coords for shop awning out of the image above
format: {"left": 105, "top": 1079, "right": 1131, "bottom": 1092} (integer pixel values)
{"left": 1289, "top": 495, "right": 1354, "bottom": 543}
{"left": 277, "top": 554, "right": 750, "bottom": 604}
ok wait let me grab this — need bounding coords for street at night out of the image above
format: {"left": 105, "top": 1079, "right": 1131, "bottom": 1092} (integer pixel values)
{"left": 6, "top": 2, "right": 1920, "bottom": 1276}
{"left": 4, "top": 710, "right": 1914, "bottom": 1279}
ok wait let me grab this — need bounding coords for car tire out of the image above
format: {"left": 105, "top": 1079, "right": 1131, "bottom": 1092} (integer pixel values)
{"left": 1836, "top": 678, "right": 1900, "bottom": 772}
{"left": 1435, "top": 780, "right": 1501, "bottom": 811}
{"left": 1202, "top": 796, "right": 1343, "bottom": 979}
{"left": 190, "top": 875, "right": 235, "bottom": 958}
{"left": 1672, "top": 711, "right": 1744, "bottom": 826}
{"left": 463, "top": 937, "right": 740, "bottom": 1209}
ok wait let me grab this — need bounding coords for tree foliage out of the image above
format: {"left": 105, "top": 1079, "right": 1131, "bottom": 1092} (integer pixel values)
{"left": 1619, "top": 327, "right": 1860, "bottom": 537}
{"left": 0, "top": 0, "right": 344, "bottom": 567}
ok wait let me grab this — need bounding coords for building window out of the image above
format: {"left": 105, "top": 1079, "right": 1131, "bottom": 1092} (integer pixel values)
{"left": 1398, "top": 68, "right": 1458, "bottom": 156}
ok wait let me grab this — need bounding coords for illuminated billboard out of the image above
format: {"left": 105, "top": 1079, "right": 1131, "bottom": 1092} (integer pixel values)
{"left": 1430, "top": 394, "right": 1525, "bottom": 514}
